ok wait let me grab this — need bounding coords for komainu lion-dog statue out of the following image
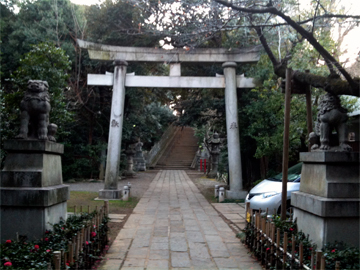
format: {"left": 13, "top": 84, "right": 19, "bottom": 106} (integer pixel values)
{"left": 15, "top": 80, "right": 57, "bottom": 142}
{"left": 309, "top": 93, "right": 352, "bottom": 152}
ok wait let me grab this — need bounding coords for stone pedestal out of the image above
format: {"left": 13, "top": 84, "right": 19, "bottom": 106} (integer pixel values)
{"left": 1, "top": 140, "right": 69, "bottom": 241}
{"left": 292, "top": 152, "right": 360, "bottom": 248}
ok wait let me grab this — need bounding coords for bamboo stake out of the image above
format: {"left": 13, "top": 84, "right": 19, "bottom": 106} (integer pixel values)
{"left": 53, "top": 251, "right": 61, "bottom": 270}
{"left": 291, "top": 234, "right": 296, "bottom": 269}
{"left": 299, "top": 242, "right": 304, "bottom": 268}
{"left": 69, "top": 241, "right": 74, "bottom": 264}
{"left": 64, "top": 253, "right": 68, "bottom": 269}
{"left": 335, "top": 261, "right": 341, "bottom": 270}
{"left": 270, "top": 223, "right": 275, "bottom": 267}
{"left": 80, "top": 228, "right": 84, "bottom": 252}
{"left": 311, "top": 250, "right": 315, "bottom": 270}
{"left": 60, "top": 249, "right": 64, "bottom": 269}
{"left": 283, "top": 232, "right": 288, "bottom": 270}
{"left": 320, "top": 255, "right": 326, "bottom": 270}
{"left": 75, "top": 234, "right": 80, "bottom": 262}
{"left": 316, "top": 251, "right": 323, "bottom": 270}
{"left": 275, "top": 227, "right": 280, "bottom": 268}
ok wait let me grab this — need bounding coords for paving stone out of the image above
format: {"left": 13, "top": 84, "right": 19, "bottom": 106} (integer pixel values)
{"left": 170, "top": 237, "right": 188, "bottom": 252}
{"left": 186, "top": 231, "right": 205, "bottom": 242}
{"left": 191, "top": 258, "right": 217, "bottom": 269}
{"left": 170, "top": 226, "right": 185, "bottom": 233}
{"left": 205, "top": 235, "right": 223, "bottom": 242}
{"left": 98, "top": 259, "right": 122, "bottom": 270}
{"left": 152, "top": 237, "right": 168, "bottom": 243}
{"left": 170, "top": 232, "right": 185, "bottom": 238}
{"left": 150, "top": 241, "right": 169, "bottom": 250}
{"left": 146, "top": 259, "right": 169, "bottom": 270}
{"left": 185, "top": 225, "right": 201, "bottom": 231}
{"left": 149, "top": 249, "right": 170, "bottom": 260}
{"left": 122, "top": 258, "right": 146, "bottom": 268}
{"left": 171, "top": 252, "right": 191, "bottom": 268}
{"left": 213, "top": 257, "right": 239, "bottom": 268}
{"left": 234, "top": 260, "right": 264, "bottom": 270}
{"left": 127, "top": 247, "right": 149, "bottom": 258}
{"left": 209, "top": 248, "right": 231, "bottom": 258}
{"left": 188, "top": 242, "right": 211, "bottom": 259}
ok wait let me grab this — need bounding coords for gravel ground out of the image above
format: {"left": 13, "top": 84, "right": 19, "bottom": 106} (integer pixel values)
{"left": 66, "top": 170, "right": 160, "bottom": 198}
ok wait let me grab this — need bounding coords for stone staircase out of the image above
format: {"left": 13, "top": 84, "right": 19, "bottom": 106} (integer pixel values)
{"left": 156, "top": 127, "right": 198, "bottom": 170}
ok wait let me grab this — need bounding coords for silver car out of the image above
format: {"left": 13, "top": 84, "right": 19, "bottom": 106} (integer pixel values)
{"left": 245, "top": 163, "right": 302, "bottom": 215}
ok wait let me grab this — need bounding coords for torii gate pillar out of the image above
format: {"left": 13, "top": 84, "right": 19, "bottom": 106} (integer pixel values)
{"left": 99, "top": 60, "right": 128, "bottom": 199}
{"left": 223, "top": 62, "right": 247, "bottom": 199}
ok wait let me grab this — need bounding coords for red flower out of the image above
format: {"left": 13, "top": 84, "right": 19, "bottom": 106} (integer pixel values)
{"left": 45, "top": 230, "right": 50, "bottom": 234}
{"left": 5, "top": 240, "right": 11, "bottom": 244}
{"left": 290, "top": 228, "right": 294, "bottom": 231}
{"left": 91, "top": 232, "right": 97, "bottom": 237}
{"left": 86, "top": 241, "right": 89, "bottom": 245}
{"left": 308, "top": 256, "right": 311, "bottom": 260}
{"left": 331, "top": 249, "right": 336, "bottom": 253}
{"left": 4, "top": 262, "right": 12, "bottom": 266}
{"left": 34, "top": 245, "right": 40, "bottom": 249}
{"left": 44, "top": 237, "right": 49, "bottom": 241}
{"left": 309, "top": 247, "right": 312, "bottom": 251}
{"left": 66, "top": 262, "right": 70, "bottom": 266}
{"left": 46, "top": 249, "right": 51, "bottom": 252}
{"left": 61, "top": 227, "right": 64, "bottom": 230}
{"left": 266, "top": 247, "right": 270, "bottom": 251}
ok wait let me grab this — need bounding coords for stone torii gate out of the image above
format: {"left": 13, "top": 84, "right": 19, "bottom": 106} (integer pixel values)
{"left": 77, "top": 39, "right": 260, "bottom": 200}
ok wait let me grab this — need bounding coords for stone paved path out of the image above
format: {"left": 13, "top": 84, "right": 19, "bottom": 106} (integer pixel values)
{"left": 101, "top": 170, "right": 262, "bottom": 270}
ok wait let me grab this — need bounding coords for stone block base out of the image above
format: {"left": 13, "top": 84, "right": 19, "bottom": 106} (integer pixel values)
{"left": 1, "top": 201, "right": 67, "bottom": 241}
{"left": 99, "top": 189, "right": 122, "bottom": 200}
{"left": 294, "top": 207, "right": 359, "bottom": 248}
{"left": 226, "top": 190, "right": 248, "bottom": 200}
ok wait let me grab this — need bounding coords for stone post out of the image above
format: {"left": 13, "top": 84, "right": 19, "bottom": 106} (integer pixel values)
{"left": 222, "top": 62, "right": 247, "bottom": 199}
{"left": 99, "top": 60, "right": 128, "bottom": 199}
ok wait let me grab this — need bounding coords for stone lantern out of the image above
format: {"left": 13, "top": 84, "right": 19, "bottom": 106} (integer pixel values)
{"left": 207, "top": 132, "right": 221, "bottom": 178}
{"left": 133, "top": 139, "right": 146, "bottom": 171}
{"left": 124, "top": 144, "right": 136, "bottom": 177}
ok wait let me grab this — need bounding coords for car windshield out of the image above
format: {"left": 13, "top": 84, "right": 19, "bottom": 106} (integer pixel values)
{"left": 268, "top": 163, "right": 302, "bottom": 182}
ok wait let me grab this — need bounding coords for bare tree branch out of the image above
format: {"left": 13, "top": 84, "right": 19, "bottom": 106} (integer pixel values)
{"left": 215, "top": 0, "right": 359, "bottom": 93}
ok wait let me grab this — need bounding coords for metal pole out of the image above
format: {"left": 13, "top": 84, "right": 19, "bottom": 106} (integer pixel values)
{"left": 281, "top": 68, "right": 292, "bottom": 220}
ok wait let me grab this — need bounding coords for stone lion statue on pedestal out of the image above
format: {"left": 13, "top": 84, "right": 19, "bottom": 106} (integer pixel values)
{"left": 309, "top": 93, "right": 352, "bottom": 152}
{"left": 15, "top": 80, "right": 57, "bottom": 142}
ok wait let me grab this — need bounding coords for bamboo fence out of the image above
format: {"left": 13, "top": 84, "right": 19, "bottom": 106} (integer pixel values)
{"left": 51, "top": 201, "right": 109, "bottom": 270}
{"left": 244, "top": 202, "right": 341, "bottom": 270}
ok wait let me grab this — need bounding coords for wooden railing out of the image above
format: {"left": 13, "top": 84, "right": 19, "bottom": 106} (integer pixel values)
{"left": 52, "top": 202, "right": 109, "bottom": 270}
{"left": 244, "top": 203, "right": 341, "bottom": 270}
